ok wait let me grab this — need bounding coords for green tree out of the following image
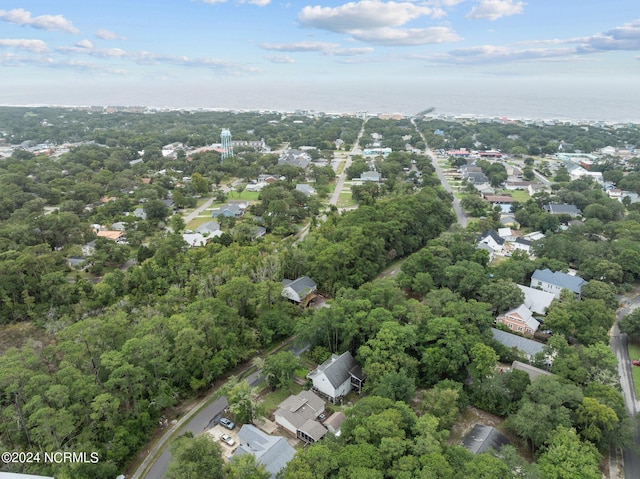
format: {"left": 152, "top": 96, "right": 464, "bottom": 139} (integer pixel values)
{"left": 468, "top": 343, "right": 498, "bottom": 382}
{"left": 167, "top": 433, "right": 224, "bottom": 479}
{"left": 619, "top": 309, "right": 640, "bottom": 341}
{"left": 169, "top": 214, "right": 186, "bottom": 233}
{"left": 258, "top": 351, "right": 300, "bottom": 390}
{"left": 224, "top": 453, "right": 270, "bottom": 479}
{"left": 143, "top": 198, "right": 170, "bottom": 222}
{"left": 191, "top": 172, "right": 210, "bottom": 195}
{"left": 218, "top": 377, "right": 265, "bottom": 425}
{"left": 537, "top": 427, "right": 601, "bottom": 479}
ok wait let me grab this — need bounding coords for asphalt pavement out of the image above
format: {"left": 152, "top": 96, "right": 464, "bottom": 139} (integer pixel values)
{"left": 612, "top": 296, "right": 640, "bottom": 479}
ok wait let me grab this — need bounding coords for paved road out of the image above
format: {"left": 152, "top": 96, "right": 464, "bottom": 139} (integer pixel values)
{"left": 183, "top": 197, "right": 215, "bottom": 224}
{"left": 411, "top": 119, "right": 467, "bottom": 227}
{"left": 612, "top": 295, "right": 640, "bottom": 479}
{"left": 533, "top": 169, "right": 552, "bottom": 188}
{"left": 134, "top": 339, "right": 309, "bottom": 479}
{"left": 329, "top": 119, "right": 367, "bottom": 206}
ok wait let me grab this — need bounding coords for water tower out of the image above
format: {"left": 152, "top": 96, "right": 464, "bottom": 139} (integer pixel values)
{"left": 221, "top": 128, "right": 233, "bottom": 160}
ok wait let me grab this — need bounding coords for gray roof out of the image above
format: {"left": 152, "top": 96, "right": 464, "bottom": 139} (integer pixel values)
{"left": 515, "top": 237, "right": 531, "bottom": 246}
{"left": 324, "top": 411, "right": 346, "bottom": 432}
{"left": 511, "top": 360, "right": 553, "bottom": 381}
{"left": 234, "top": 425, "right": 295, "bottom": 479}
{"left": 360, "top": 170, "right": 381, "bottom": 181}
{"left": 491, "top": 328, "right": 545, "bottom": 359}
{"left": 277, "top": 390, "right": 325, "bottom": 423}
{"left": 307, "top": 351, "right": 364, "bottom": 388}
{"left": 295, "top": 184, "right": 316, "bottom": 195}
{"left": 282, "top": 276, "right": 317, "bottom": 297}
{"left": 543, "top": 203, "right": 581, "bottom": 216}
{"left": 531, "top": 268, "right": 587, "bottom": 294}
{"left": 463, "top": 425, "right": 510, "bottom": 454}
{"left": 195, "top": 220, "right": 221, "bottom": 234}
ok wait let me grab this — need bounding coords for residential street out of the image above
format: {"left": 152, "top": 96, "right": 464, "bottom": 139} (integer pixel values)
{"left": 131, "top": 338, "right": 308, "bottom": 479}
{"left": 612, "top": 295, "right": 640, "bottom": 479}
{"left": 411, "top": 119, "right": 467, "bottom": 227}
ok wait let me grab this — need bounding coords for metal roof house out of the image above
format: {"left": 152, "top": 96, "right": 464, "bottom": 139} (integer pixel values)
{"left": 307, "top": 351, "right": 365, "bottom": 403}
{"left": 463, "top": 425, "right": 510, "bottom": 455}
{"left": 281, "top": 276, "right": 317, "bottom": 304}
{"left": 543, "top": 203, "right": 582, "bottom": 217}
{"left": 530, "top": 268, "right": 587, "bottom": 299}
{"left": 517, "top": 285, "right": 555, "bottom": 316}
{"left": 232, "top": 425, "right": 295, "bottom": 479}
{"left": 491, "top": 328, "right": 545, "bottom": 360}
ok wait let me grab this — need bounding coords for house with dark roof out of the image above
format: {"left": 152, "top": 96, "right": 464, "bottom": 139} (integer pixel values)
{"left": 491, "top": 328, "right": 545, "bottom": 360}
{"left": 530, "top": 268, "right": 587, "bottom": 299}
{"left": 496, "top": 304, "right": 540, "bottom": 336}
{"left": 513, "top": 237, "right": 532, "bottom": 253}
{"left": 278, "top": 149, "right": 312, "bottom": 169}
{"left": 543, "top": 203, "right": 582, "bottom": 217}
{"left": 232, "top": 425, "right": 295, "bottom": 479}
{"left": 274, "top": 390, "right": 327, "bottom": 444}
{"left": 281, "top": 276, "right": 317, "bottom": 304}
{"left": 477, "top": 230, "right": 505, "bottom": 254}
{"left": 463, "top": 425, "right": 510, "bottom": 455}
{"left": 307, "top": 351, "right": 365, "bottom": 403}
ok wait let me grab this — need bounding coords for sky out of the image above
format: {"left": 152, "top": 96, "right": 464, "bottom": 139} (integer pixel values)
{"left": 1, "top": 1, "right": 639, "bottom": 119}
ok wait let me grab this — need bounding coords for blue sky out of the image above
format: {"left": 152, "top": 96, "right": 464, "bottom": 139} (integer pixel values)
{"left": 1, "top": 1, "right": 639, "bottom": 116}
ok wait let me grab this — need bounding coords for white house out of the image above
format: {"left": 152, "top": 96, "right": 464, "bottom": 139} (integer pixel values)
{"left": 182, "top": 233, "right": 207, "bottom": 247}
{"left": 477, "top": 230, "right": 505, "bottom": 254}
{"left": 307, "top": 351, "right": 364, "bottom": 403}
{"left": 530, "top": 268, "right": 587, "bottom": 299}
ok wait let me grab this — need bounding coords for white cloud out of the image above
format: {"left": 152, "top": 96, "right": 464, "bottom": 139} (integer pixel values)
{"left": 0, "top": 8, "right": 79, "bottom": 34}
{"left": 266, "top": 54, "right": 295, "bottom": 63}
{"left": 466, "top": 0, "right": 525, "bottom": 21}
{"left": 95, "top": 29, "right": 126, "bottom": 41}
{"left": 261, "top": 41, "right": 373, "bottom": 55}
{"left": 0, "top": 38, "right": 49, "bottom": 53}
{"left": 575, "top": 19, "right": 640, "bottom": 52}
{"left": 298, "top": 1, "right": 459, "bottom": 46}
{"left": 299, "top": 1, "right": 439, "bottom": 33}
{"left": 351, "top": 26, "right": 460, "bottom": 45}
{"left": 76, "top": 39, "right": 93, "bottom": 49}
{"left": 421, "top": 44, "right": 576, "bottom": 64}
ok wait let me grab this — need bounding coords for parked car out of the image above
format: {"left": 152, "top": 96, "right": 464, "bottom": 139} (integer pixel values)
{"left": 220, "top": 433, "right": 235, "bottom": 446}
{"left": 632, "top": 360, "right": 640, "bottom": 366}
{"left": 219, "top": 417, "right": 235, "bottom": 430}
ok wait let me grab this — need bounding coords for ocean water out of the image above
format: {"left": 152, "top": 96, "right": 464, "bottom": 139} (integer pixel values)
{"left": 4, "top": 77, "right": 639, "bottom": 123}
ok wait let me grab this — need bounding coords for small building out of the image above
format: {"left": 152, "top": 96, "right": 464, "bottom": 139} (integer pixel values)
{"left": 182, "top": 233, "right": 208, "bottom": 247}
{"left": 491, "top": 328, "right": 545, "bottom": 360}
{"left": 307, "top": 351, "right": 365, "bottom": 403}
{"left": 133, "top": 207, "right": 147, "bottom": 220}
{"left": 195, "top": 221, "right": 221, "bottom": 235}
{"left": 360, "top": 170, "right": 381, "bottom": 182}
{"left": 513, "top": 237, "right": 532, "bottom": 253}
{"left": 295, "top": 184, "right": 317, "bottom": 196}
{"left": 477, "top": 230, "right": 505, "bottom": 254}
{"left": 543, "top": 203, "right": 581, "bottom": 217}
{"left": 212, "top": 204, "right": 244, "bottom": 218}
{"left": 496, "top": 304, "right": 539, "bottom": 336}
{"left": 232, "top": 425, "right": 295, "bottom": 479}
{"left": 497, "top": 227, "right": 514, "bottom": 242}
{"left": 274, "top": 390, "right": 327, "bottom": 444}
{"left": 463, "top": 425, "right": 510, "bottom": 455}
{"left": 324, "top": 411, "right": 346, "bottom": 436}
{"left": 517, "top": 285, "right": 555, "bottom": 316}
{"left": 96, "top": 230, "right": 124, "bottom": 241}
{"left": 530, "top": 268, "right": 587, "bottom": 299}
{"left": 281, "top": 276, "right": 317, "bottom": 304}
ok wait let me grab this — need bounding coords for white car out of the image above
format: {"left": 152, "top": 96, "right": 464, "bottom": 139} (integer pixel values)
{"left": 220, "top": 434, "right": 235, "bottom": 446}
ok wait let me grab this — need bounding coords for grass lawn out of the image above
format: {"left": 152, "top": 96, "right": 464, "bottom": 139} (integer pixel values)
{"left": 260, "top": 384, "right": 303, "bottom": 413}
{"left": 335, "top": 160, "right": 346, "bottom": 175}
{"left": 235, "top": 190, "right": 261, "bottom": 201}
{"left": 628, "top": 342, "right": 640, "bottom": 398}
{"left": 507, "top": 190, "right": 530, "bottom": 202}
{"left": 337, "top": 191, "right": 357, "bottom": 208}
